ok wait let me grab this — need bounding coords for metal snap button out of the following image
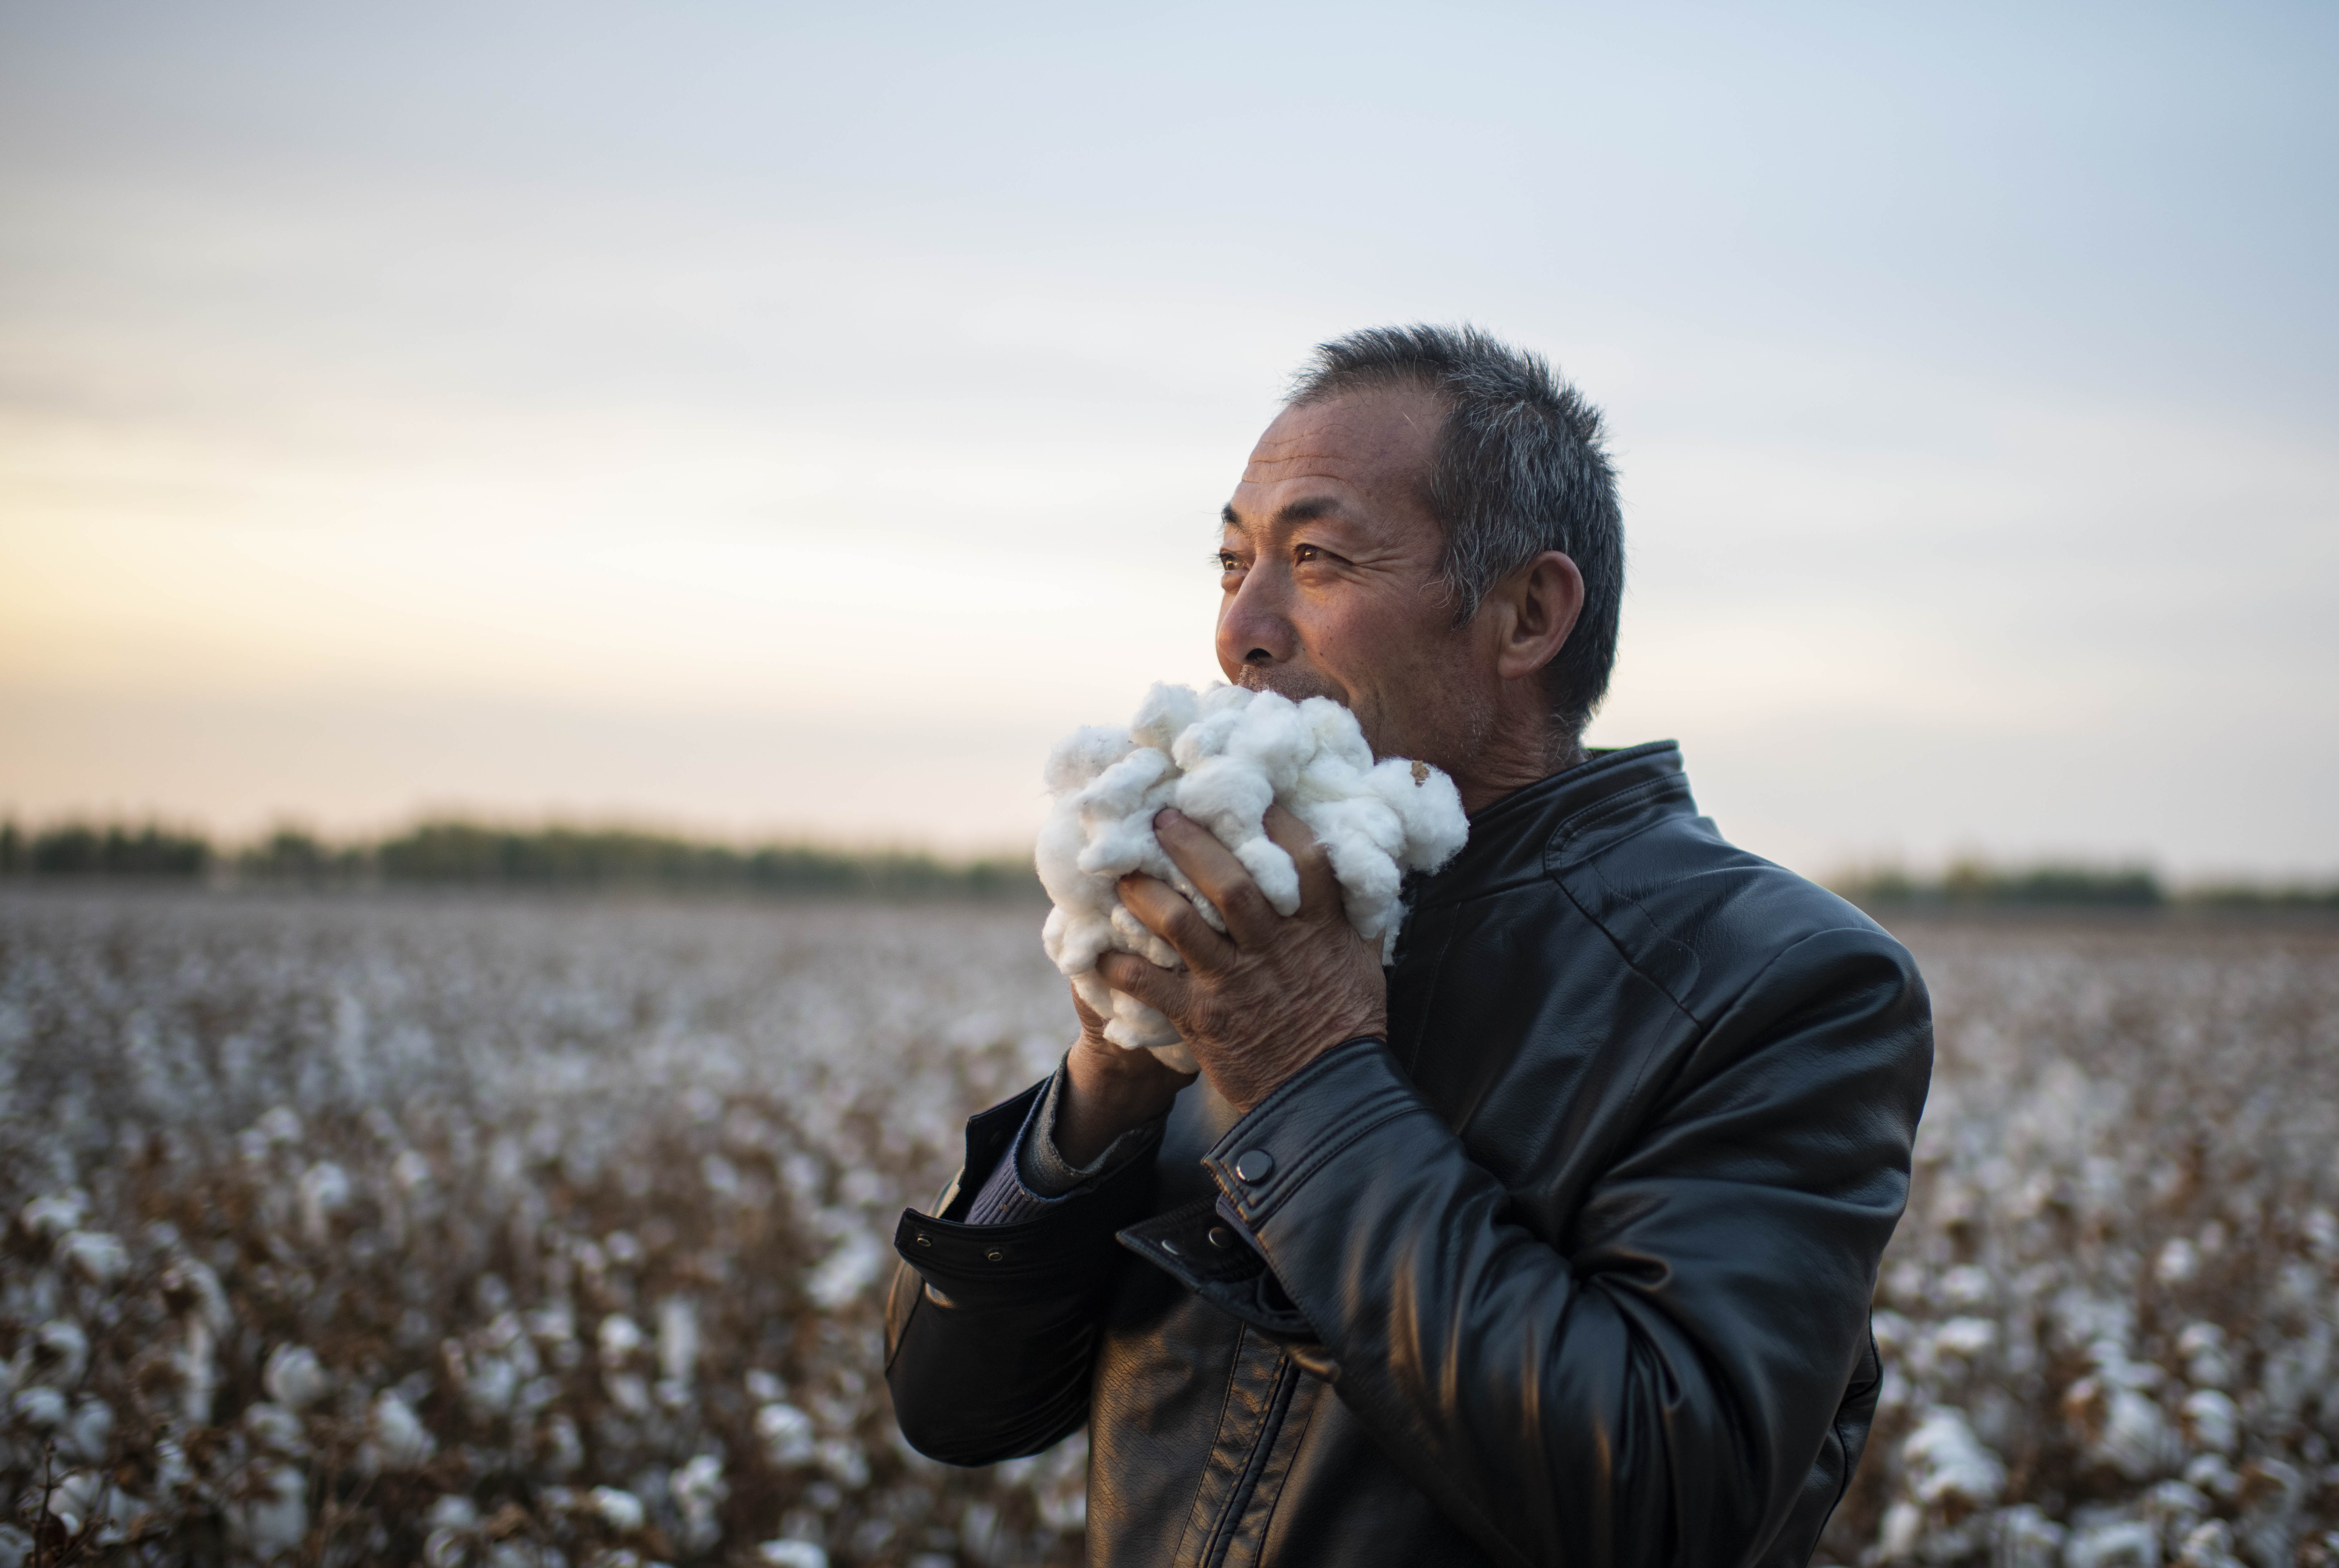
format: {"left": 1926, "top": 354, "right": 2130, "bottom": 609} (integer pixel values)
{"left": 1208, "top": 1226, "right": 1235, "bottom": 1249}
{"left": 1234, "top": 1150, "right": 1276, "bottom": 1183}
{"left": 914, "top": 1233, "right": 931, "bottom": 1247}
{"left": 1159, "top": 1238, "right": 1181, "bottom": 1257}
{"left": 984, "top": 1248, "right": 1004, "bottom": 1263}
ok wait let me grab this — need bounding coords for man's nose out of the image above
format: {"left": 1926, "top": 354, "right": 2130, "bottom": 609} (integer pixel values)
{"left": 1216, "top": 568, "right": 1297, "bottom": 671}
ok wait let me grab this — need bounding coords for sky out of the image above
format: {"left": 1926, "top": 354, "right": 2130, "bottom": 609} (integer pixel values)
{"left": 2, "top": 1, "right": 2334, "bottom": 876}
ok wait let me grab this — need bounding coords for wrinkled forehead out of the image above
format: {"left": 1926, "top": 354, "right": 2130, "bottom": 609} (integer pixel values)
{"left": 1234, "top": 388, "right": 1444, "bottom": 512}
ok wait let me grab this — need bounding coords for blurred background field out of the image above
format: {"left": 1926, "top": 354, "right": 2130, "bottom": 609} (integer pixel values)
{"left": 1, "top": 888, "right": 1075, "bottom": 1566}
{"left": 4, "top": 887, "right": 2338, "bottom": 1566}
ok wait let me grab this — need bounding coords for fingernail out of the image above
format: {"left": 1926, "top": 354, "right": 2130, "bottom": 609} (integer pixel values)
{"left": 1155, "top": 808, "right": 1182, "bottom": 827}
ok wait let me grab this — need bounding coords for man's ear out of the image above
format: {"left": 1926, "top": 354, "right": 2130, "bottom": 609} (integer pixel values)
{"left": 1490, "top": 551, "right": 1585, "bottom": 682}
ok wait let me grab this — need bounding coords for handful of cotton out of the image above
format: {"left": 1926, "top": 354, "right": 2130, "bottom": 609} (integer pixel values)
{"left": 1037, "top": 683, "right": 1468, "bottom": 1073}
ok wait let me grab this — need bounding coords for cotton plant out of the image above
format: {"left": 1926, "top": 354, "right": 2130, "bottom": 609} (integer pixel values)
{"left": 1038, "top": 682, "right": 1468, "bottom": 1071}
{"left": 1829, "top": 926, "right": 2339, "bottom": 1568}
{"left": 5, "top": 880, "right": 2339, "bottom": 1564}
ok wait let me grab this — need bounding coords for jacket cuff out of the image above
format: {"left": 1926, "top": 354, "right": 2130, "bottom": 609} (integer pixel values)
{"left": 1114, "top": 1037, "right": 1408, "bottom": 1339}
{"left": 960, "top": 1056, "right": 1167, "bottom": 1223}
{"left": 1021, "top": 1056, "right": 1164, "bottom": 1195}
{"left": 895, "top": 1076, "right": 1158, "bottom": 1310}
{"left": 1201, "top": 1037, "right": 1423, "bottom": 1233}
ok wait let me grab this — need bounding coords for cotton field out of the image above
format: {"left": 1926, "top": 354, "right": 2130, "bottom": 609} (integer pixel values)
{"left": 2, "top": 892, "right": 2336, "bottom": 1566}
{"left": 1822, "top": 917, "right": 2339, "bottom": 1568}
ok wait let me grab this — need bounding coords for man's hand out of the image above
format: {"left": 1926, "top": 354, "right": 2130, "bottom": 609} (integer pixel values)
{"left": 1055, "top": 985, "right": 1196, "bottom": 1168}
{"left": 1098, "top": 804, "right": 1385, "bottom": 1112}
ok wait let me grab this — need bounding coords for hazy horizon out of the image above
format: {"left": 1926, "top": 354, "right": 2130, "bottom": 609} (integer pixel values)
{"left": 5, "top": 3, "right": 2335, "bottom": 878}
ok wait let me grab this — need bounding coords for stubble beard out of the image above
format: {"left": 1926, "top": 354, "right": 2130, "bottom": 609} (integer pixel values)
{"left": 1233, "top": 661, "right": 1477, "bottom": 771}
{"left": 1233, "top": 663, "right": 1345, "bottom": 706}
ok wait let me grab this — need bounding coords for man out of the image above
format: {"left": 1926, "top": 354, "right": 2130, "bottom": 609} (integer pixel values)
{"left": 885, "top": 325, "right": 1932, "bottom": 1568}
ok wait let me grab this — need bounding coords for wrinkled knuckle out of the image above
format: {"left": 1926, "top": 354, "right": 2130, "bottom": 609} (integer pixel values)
{"left": 1165, "top": 900, "right": 1211, "bottom": 942}
{"left": 1225, "top": 883, "right": 1275, "bottom": 925}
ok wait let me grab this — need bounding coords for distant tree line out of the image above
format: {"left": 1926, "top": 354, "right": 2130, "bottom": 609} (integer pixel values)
{"left": 1834, "top": 858, "right": 2339, "bottom": 913}
{"left": 6, "top": 819, "right": 2334, "bottom": 911}
{"left": 0, "top": 821, "right": 212, "bottom": 878}
{"left": 0, "top": 818, "right": 1043, "bottom": 900}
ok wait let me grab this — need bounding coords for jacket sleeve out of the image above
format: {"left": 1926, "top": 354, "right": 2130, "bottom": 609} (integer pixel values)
{"left": 884, "top": 1077, "right": 1160, "bottom": 1464}
{"left": 1127, "top": 924, "right": 1931, "bottom": 1568}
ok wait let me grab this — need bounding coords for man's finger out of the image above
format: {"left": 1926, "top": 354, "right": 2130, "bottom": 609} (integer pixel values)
{"left": 1262, "top": 803, "right": 1344, "bottom": 922}
{"left": 1117, "top": 871, "right": 1235, "bottom": 972}
{"left": 1096, "top": 949, "right": 1191, "bottom": 1018}
{"left": 1152, "top": 810, "right": 1281, "bottom": 947}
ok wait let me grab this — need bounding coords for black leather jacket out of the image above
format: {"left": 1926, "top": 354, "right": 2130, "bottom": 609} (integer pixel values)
{"left": 886, "top": 743, "right": 1933, "bottom": 1568}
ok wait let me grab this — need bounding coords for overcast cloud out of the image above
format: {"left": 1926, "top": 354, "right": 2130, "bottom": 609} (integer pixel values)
{"left": 2, "top": 1, "right": 2333, "bottom": 873}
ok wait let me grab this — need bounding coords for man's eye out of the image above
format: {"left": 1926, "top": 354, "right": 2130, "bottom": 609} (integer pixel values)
{"left": 1215, "top": 552, "right": 1243, "bottom": 573}
{"left": 1293, "top": 543, "right": 1322, "bottom": 563}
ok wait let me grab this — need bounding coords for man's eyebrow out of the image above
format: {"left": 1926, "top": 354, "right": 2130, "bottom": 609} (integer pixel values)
{"left": 1219, "top": 496, "right": 1346, "bottom": 533}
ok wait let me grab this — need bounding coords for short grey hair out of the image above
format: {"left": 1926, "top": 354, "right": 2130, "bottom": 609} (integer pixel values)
{"left": 1287, "top": 324, "right": 1624, "bottom": 744}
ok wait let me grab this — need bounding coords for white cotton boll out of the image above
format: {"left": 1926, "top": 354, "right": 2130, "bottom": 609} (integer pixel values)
{"left": 367, "top": 1391, "right": 436, "bottom": 1471}
{"left": 805, "top": 1231, "right": 887, "bottom": 1310}
{"left": 674, "top": 1460, "right": 725, "bottom": 1554}
{"left": 1938, "top": 1263, "right": 1996, "bottom": 1310}
{"left": 608, "top": 1374, "right": 654, "bottom": 1418}
{"left": 756, "top": 1402, "right": 818, "bottom": 1466}
{"left": 50, "top": 1470, "right": 141, "bottom": 1541}
{"left": 543, "top": 1413, "right": 587, "bottom": 1477}
{"left": 1877, "top": 1501, "right": 1922, "bottom": 1561}
{"left": 2186, "top": 1454, "right": 2242, "bottom": 1501}
{"left": 1129, "top": 683, "right": 1202, "bottom": 752}
{"left": 1044, "top": 725, "right": 1136, "bottom": 794}
{"left": 60, "top": 1397, "right": 111, "bottom": 1463}
{"left": 1901, "top": 1405, "right": 2005, "bottom": 1513}
{"left": 2178, "top": 1322, "right": 2232, "bottom": 1389}
{"left": 31, "top": 1319, "right": 90, "bottom": 1387}
{"left": 2065, "top": 1519, "right": 2159, "bottom": 1568}
{"left": 58, "top": 1230, "right": 128, "bottom": 1286}
{"left": 674, "top": 1452, "right": 726, "bottom": 1514}
{"left": 428, "top": 1494, "right": 481, "bottom": 1533}
{"left": 227, "top": 1463, "right": 308, "bottom": 1558}
{"left": 391, "top": 1148, "right": 433, "bottom": 1193}
{"left": 300, "top": 1161, "right": 353, "bottom": 1247}
{"left": 2095, "top": 1391, "right": 2165, "bottom": 1474}
{"left": 656, "top": 1297, "right": 699, "bottom": 1387}
{"left": 816, "top": 1436, "right": 871, "bottom": 1488}
{"left": 2176, "top": 1519, "right": 2246, "bottom": 1568}
{"left": 1037, "top": 683, "right": 1468, "bottom": 1070}
{"left": 598, "top": 1314, "right": 645, "bottom": 1368}
{"left": 1930, "top": 1316, "right": 1998, "bottom": 1362}
{"left": 592, "top": 1486, "right": 646, "bottom": 1534}
{"left": 12, "top": 1386, "right": 66, "bottom": 1430}
{"left": 1992, "top": 1504, "right": 2066, "bottom": 1568}
{"left": 244, "top": 1401, "right": 306, "bottom": 1456}
{"left": 2181, "top": 1388, "right": 2238, "bottom": 1456}
{"left": 21, "top": 1191, "right": 90, "bottom": 1240}
{"left": 263, "top": 1344, "right": 331, "bottom": 1411}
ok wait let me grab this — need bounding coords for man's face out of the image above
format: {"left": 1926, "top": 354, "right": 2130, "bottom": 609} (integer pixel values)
{"left": 1217, "top": 388, "right": 1494, "bottom": 773}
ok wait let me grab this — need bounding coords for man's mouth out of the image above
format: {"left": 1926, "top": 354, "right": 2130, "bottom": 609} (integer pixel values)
{"left": 1234, "top": 665, "right": 1347, "bottom": 707}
